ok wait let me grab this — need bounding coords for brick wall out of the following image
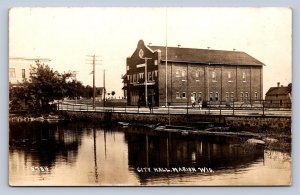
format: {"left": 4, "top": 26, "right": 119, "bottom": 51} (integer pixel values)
{"left": 158, "top": 63, "right": 262, "bottom": 106}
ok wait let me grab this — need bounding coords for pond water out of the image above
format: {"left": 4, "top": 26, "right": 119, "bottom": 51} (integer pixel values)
{"left": 9, "top": 122, "right": 291, "bottom": 186}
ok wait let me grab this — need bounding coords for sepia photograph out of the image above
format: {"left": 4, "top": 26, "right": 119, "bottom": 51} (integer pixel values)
{"left": 8, "top": 7, "right": 292, "bottom": 186}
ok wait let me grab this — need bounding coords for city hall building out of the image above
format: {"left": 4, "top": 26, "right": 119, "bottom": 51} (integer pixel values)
{"left": 123, "top": 40, "right": 264, "bottom": 107}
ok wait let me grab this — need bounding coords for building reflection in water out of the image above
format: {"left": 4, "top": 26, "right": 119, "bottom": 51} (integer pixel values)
{"left": 124, "top": 128, "right": 264, "bottom": 184}
{"left": 9, "top": 122, "right": 272, "bottom": 185}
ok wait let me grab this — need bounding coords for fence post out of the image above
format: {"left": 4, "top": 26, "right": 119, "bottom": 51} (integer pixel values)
{"left": 80, "top": 104, "right": 81, "bottom": 111}
{"left": 67, "top": 104, "right": 68, "bottom": 111}
{"left": 87, "top": 104, "right": 88, "bottom": 111}
{"left": 125, "top": 105, "right": 127, "bottom": 113}
{"left": 73, "top": 104, "right": 75, "bottom": 111}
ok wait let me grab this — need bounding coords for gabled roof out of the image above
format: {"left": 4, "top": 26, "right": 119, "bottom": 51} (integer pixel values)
{"left": 266, "top": 87, "right": 290, "bottom": 96}
{"left": 148, "top": 45, "right": 264, "bottom": 66}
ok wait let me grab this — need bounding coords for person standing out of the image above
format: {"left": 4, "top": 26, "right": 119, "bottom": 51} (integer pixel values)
{"left": 198, "top": 97, "right": 203, "bottom": 110}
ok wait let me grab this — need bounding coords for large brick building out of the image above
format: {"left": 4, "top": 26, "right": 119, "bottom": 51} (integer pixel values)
{"left": 123, "top": 40, "right": 264, "bottom": 107}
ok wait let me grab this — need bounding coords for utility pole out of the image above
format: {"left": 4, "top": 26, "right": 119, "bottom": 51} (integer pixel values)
{"left": 86, "top": 55, "right": 102, "bottom": 109}
{"left": 103, "top": 69, "right": 106, "bottom": 107}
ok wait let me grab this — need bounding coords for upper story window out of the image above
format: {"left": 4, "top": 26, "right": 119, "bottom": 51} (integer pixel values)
{"left": 212, "top": 71, "right": 216, "bottom": 82}
{"left": 242, "top": 72, "right": 246, "bottom": 82}
{"left": 148, "top": 71, "right": 153, "bottom": 81}
{"left": 139, "top": 72, "right": 144, "bottom": 80}
{"left": 195, "top": 72, "right": 199, "bottom": 78}
{"left": 126, "top": 65, "right": 129, "bottom": 71}
{"left": 9, "top": 68, "right": 16, "bottom": 78}
{"left": 129, "top": 75, "right": 133, "bottom": 83}
{"left": 133, "top": 74, "right": 137, "bottom": 83}
{"left": 154, "top": 70, "right": 158, "bottom": 77}
{"left": 182, "top": 70, "right": 187, "bottom": 81}
{"left": 154, "top": 60, "right": 158, "bottom": 65}
{"left": 182, "top": 92, "right": 186, "bottom": 99}
{"left": 176, "top": 92, "right": 180, "bottom": 99}
{"left": 175, "top": 70, "right": 180, "bottom": 77}
{"left": 22, "top": 69, "right": 25, "bottom": 79}
{"left": 228, "top": 72, "right": 233, "bottom": 83}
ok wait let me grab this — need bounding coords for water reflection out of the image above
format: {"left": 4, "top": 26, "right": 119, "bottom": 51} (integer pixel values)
{"left": 9, "top": 122, "right": 291, "bottom": 186}
{"left": 124, "top": 128, "right": 265, "bottom": 184}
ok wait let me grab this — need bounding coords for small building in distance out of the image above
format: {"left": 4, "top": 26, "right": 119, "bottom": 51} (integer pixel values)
{"left": 123, "top": 40, "right": 264, "bottom": 107}
{"left": 9, "top": 57, "right": 52, "bottom": 85}
{"left": 265, "top": 82, "right": 292, "bottom": 108}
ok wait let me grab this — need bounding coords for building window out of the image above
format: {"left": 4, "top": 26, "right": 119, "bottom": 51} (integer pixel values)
{"left": 126, "top": 65, "right": 129, "bottom": 71}
{"left": 245, "top": 92, "right": 249, "bottom": 101}
{"left": 176, "top": 92, "right": 180, "bottom": 99}
{"left": 148, "top": 72, "right": 152, "bottom": 81}
{"left": 212, "top": 71, "right": 216, "bottom": 82}
{"left": 182, "top": 70, "right": 187, "bottom": 81}
{"left": 255, "top": 92, "right": 258, "bottom": 100}
{"left": 139, "top": 72, "right": 144, "bottom": 80}
{"left": 240, "top": 92, "right": 244, "bottom": 101}
{"left": 133, "top": 74, "right": 137, "bottom": 83}
{"left": 129, "top": 75, "right": 132, "bottom": 83}
{"left": 198, "top": 92, "right": 202, "bottom": 99}
{"left": 225, "top": 92, "right": 229, "bottom": 102}
{"left": 9, "top": 68, "right": 16, "bottom": 78}
{"left": 215, "top": 92, "right": 219, "bottom": 101}
{"left": 242, "top": 72, "right": 246, "bottom": 82}
{"left": 228, "top": 72, "right": 232, "bottom": 82}
{"left": 230, "top": 92, "right": 234, "bottom": 102}
{"left": 182, "top": 92, "right": 186, "bottom": 99}
{"left": 127, "top": 75, "right": 130, "bottom": 81}
{"left": 195, "top": 72, "right": 200, "bottom": 81}
{"left": 176, "top": 70, "right": 180, "bottom": 77}
{"left": 209, "top": 92, "right": 213, "bottom": 101}
{"left": 154, "top": 70, "right": 158, "bottom": 77}
{"left": 154, "top": 60, "right": 158, "bottom": 65}
{"left": 22, "top": 69, "right": 25, "bottom": 79}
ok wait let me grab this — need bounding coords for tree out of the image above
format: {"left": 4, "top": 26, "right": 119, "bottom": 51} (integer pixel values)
{"left": 9, "top": 62, "right": 78, "bottom": 113}
{"left": 111, "top": 91, "right": 116, "bottom": 97}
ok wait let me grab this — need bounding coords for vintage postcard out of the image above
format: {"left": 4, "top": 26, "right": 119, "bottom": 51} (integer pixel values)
{"left": 9, "top": 7, "right": 292, "bottom": 186}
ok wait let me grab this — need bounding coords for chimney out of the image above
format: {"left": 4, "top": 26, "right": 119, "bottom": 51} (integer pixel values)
{"left": 207, "top": 47, "right": 211, "bottom": 50}
{"left": 277, "top": 82, "right": 280, "bottom": 87}
{"left": 148, "top": 42, "right": 152, "bottom": 46}
{"left": 178, "top": 44, "right": 181, "bottom": 48}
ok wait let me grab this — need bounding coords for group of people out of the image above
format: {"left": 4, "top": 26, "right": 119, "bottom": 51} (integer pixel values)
{"left": 191, "top": 95, "right": 203, "bottom": 110}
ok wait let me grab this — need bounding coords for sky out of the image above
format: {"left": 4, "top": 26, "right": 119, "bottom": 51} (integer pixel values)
{"left": 9, "top": 7, "right": 292, "bottom": 97}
